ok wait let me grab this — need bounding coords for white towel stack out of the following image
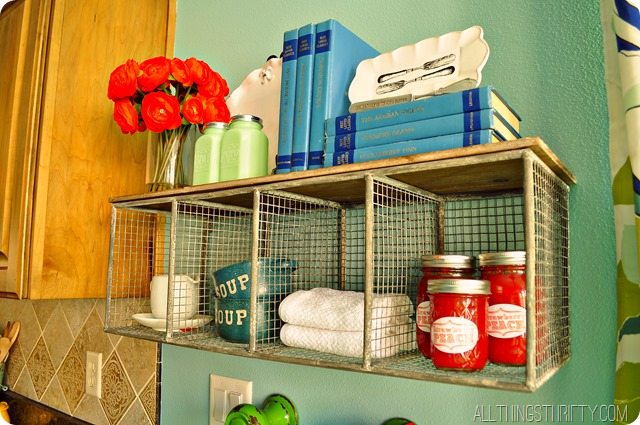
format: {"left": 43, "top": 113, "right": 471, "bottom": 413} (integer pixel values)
{"left": 278, "top": 287, "right": 415, "bottom": 358}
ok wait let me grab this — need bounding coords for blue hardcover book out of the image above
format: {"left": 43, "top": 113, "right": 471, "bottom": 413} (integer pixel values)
{"left": 307, "top": 19, "right": 379, "bottom": 169}
{"left": 324, "top": 130, "right": 502, "bottom": 167}
{"left": 290, "top": 23, "right": 316, "bottom": 171}
{"left": 326, "top": 86, "right": 521, "bottom": 137}
{"left": 325, "top": 108, "right": 519, "bottom": 153}
{"left": 275, "top": 28, "right": 299, "bottom": 174}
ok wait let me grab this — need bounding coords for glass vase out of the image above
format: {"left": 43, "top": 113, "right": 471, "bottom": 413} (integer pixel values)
{"left": 146, "top": 125, "right": 192, "bottom": 192}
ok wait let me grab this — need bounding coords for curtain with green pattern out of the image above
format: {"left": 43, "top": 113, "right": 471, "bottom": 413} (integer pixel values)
{"left": 601, "top": 1, "right": 640, "bottom": 424}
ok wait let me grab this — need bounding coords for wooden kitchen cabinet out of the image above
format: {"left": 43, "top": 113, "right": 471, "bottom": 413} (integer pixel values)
{"left": 0, "top": 0, "right": 176, "bottom": 299}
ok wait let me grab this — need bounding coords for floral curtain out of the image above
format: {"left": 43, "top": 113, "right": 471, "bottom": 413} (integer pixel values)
{"left": 601, "top": 1, "right": 640, "bottom": 423}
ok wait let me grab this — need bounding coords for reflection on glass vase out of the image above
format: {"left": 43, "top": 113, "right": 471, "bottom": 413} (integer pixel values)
{"left": 146, "top": 125, "right": 193, "bottom": 192}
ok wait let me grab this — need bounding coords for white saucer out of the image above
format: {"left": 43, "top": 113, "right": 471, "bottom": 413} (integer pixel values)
{"left": 132, "top": 313, "right": 212, "bottom": 332}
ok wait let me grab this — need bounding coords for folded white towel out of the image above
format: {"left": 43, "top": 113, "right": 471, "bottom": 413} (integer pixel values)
{"left": 280, "top": 322, "right": 415, "bottom": 358}
{"left": 278, "top": 287, "right": 413, "bottom": 332}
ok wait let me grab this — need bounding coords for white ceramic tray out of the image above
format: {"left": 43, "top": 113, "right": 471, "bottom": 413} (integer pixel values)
{"left": 348, "top": 25, "right": 490, "bottom": 104}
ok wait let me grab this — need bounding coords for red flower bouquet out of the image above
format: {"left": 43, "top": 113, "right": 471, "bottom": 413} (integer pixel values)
{"left": 107, "top": 56, "right": 231, "bottom": 191}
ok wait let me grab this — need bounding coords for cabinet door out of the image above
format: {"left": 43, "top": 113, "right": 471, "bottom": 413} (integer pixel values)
{"left": 28, "top": 0, "right": 175, "bottom": 298}
{"left": 0, "top": 0, "right": 34, "bottom": 297}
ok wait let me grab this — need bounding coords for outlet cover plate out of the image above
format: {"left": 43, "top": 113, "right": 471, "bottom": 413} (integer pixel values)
{"left": 209, "top": 374, "right": 252, "bottom": 425}
{"left": 85, "top": 351, "right": 102, "bottom": 398}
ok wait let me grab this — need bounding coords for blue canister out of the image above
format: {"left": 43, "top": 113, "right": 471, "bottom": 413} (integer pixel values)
{"left": 212, "top": 258, "right": 296, "bottom": 343}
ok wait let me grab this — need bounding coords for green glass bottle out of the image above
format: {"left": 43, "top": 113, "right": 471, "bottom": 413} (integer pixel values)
{"left": 219, "top": 115, "right": 269, "bottom": 182}
{"left": 192, "top": 122, "right": 227, "bottom": 185}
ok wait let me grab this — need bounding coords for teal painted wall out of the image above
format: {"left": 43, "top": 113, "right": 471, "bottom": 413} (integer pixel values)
{"left": 162, "top": 1, "right": 616, "bottom": 424}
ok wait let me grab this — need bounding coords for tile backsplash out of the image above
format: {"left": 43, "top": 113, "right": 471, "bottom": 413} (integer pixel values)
{"left": 0, "top": 298, "right": 159, "bottom": 425}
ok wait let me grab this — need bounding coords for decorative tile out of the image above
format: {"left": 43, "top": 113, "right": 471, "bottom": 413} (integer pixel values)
{"left": 62, "top": 299, "right": 96, "bottom": 338}
{"left": 0, "top": 298, "right": 159, "bottom": 425}
{"left": 17, "top": 302, "right": 42, "bottom": 359}
{"left": 59, "top": 345, "right": 85, "bottom": 412}
{"left": 32, "top": 299, "right": 60, "bottom": 330}
{"left": 5, "top": 341, "right": 25, "bottom": 388}
{"left": 74, "top": 390, "right": 110, "bottom": 425}
{"left": 74, "top": 309, "right": 113, "bottom": 366}
{"left": 26, "top": 337, "right": 55, "bottom": 399}
{"left": 11, "top": 365, "right": 38, "bottom": 400}
{"left": 119, "top": 400, "right": 152, "bottom": 425}
{"left": 117, "top": 337, "right": 157, "bottom": 393}
{"left": 42, "top": 304, "right": 74, "bottom": 369}
{"left": 100, "top": 353, "right": 136, "bottom": 425}
{"left": 140, "top": 377, "right": 157, "bottom": 425}
{"left": 0, "top": 299, "right": 26, "bottom": 329}
{"left": 40, "top": 375, "right": 71, "bottom": 415}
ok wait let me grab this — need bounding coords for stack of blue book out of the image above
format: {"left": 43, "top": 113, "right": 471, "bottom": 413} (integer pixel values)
{"left": 275, "top": 19, "right": 379, "bottom": 174}
{"left": 323, "top": 86, "right": 522, "bottom": 167}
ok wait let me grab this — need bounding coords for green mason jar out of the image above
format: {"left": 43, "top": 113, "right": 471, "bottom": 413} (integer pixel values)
{"left": 192, "top": 122, "right": 228, "bottom": 185}
{"left": 219, "top": 115, "right": 269, "bottom": 182}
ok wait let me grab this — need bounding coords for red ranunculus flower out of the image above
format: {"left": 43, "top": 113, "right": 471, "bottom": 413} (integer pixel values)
{"left": 107, "top": 59, "right": 139, "bottom": 100}
{"left": 138, "top": 56, "right": 171, "bottom": 92}
{"left": 141, "top": 92, "right": 182, "bottom": 132}
{"left": 185, "top": 57, "right": 211, "bottom": 85}
{"left": 108, "top": 56, "right": 229, "bottom": 136}
{"left": 182, "top": 96, "right": 204, "bottom": 124}
{"left": 199, "top": 70, "right": 230, "bottom": 98}
{"left": 113, "top": 99, "right": 139, "bottom": 134}
{"left": 203, "top": 97, "right": 231, "bottom": 123}
{"left": 170, "top": 58, "right": 192, "bottom": 87}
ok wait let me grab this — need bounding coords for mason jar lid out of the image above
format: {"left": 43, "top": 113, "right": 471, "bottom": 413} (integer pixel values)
{"left": 230, "top": 114, "right": 263, "bottom": 125}
{"left": 478, "top": 251, "right": 526, "bottom": 266}
{"left": 204, "top": 122, "right": 228, "bottom": 130}
{"left": 421, "top": 254, "right": 475, "bottom": 269}
{"left": 427, "top": 279, "right": 490, "bottom": 295}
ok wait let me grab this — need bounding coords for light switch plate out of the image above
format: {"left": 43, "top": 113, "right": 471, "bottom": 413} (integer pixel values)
{"left": 209, "top": 374, "right": 252, "bottom": 425}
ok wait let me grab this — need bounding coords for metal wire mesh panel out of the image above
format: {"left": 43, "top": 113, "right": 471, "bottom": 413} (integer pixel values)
{"left": 443, "top": 193, "right": 525, "bottom": 256}
{"left": 175, "top": 201, "right": 252, "bottom": 340}
{"left": 107, "top": 200, "right": 253, "bottom": 342}
{"left": 530, "top": 160, "right": 570, "bottom": 385}
{"left": 254, "top": 190, "right": 343, "bottom": 349}
{"left": 369, "top": 176, "right": 441, "bottom": 362}
{"left": 107, "top": 206, "right": 161, "bottom": 335}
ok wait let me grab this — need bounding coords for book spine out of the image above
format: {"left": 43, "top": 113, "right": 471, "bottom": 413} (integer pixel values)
{"left": 326, "top": 108, "right": 493, "bottom": 153}
{"left": 275, "top": 29, "right": 298, "bottom": 174}
{"left": 290, "top": 23, "right": 315, "bottom": 171}
{"left": 323, "top": 130, "right": 496, "bottom": 167}
{"left": 327, "top": 86, "right": 491, "bottom": 137}
{"left": 307, "top": 20, "right": 332, "bottom": 170}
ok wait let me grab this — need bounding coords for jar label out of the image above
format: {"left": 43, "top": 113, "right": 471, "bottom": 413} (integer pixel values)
{"left": 416, "top": 301, "right": 432, "bottom": 332}
{"left": 488, "top": 304, "right": 526, "bottom": 338}
{"left": 431, "top": 317, "right": 478, "bottom": 354}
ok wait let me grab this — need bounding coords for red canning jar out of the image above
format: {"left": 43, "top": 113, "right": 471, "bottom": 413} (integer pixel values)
{"left": 479, "top": 251, "right": 527, "bottom": 366}
{"left": 428, "top": 279, "right": 490, "bottom": 371}
{"left": 416, "top": 255, "right": 475, "bottom": 358}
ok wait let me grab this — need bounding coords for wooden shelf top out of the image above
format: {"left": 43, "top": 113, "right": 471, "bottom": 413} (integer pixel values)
{"left": 111, "top": 137, "right": 575, "bottom": 205}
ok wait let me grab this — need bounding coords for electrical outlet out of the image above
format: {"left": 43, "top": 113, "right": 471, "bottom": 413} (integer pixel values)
{"left": 209, "top": 374, "right": 252, "bottom": 425}
{"left": 85, "top": 351, "right": 102, "bottom": 398}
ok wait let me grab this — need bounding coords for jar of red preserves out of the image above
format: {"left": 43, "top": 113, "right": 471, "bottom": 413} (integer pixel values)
{"left": 479, "top": 251, "right": 526, "bottom": 366}
{"left": 428, "top": 279, "right": 490, "bottom": 371}
{"left": 416, "top": 255, "right": 475, "bottom": 358}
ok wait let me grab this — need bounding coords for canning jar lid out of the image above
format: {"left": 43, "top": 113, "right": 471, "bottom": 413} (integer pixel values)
{"left": 478, "top": 251, "right": 526, "bottom": 266}
{"left": 421, "top": 254, "right": 475, "bottom": 268}
{"left": 204, "top": 121, "right": 228, "bottom": 130}
{"left": 230, "top": 114, "right": 263, "bottom": 125}
{"left": 427, "top": 278, "right": 491, "bottom": 295}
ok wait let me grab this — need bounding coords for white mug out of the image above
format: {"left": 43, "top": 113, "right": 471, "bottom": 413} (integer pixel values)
{"left": 150, "top": 274, "right": 199, "bottom": 320}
